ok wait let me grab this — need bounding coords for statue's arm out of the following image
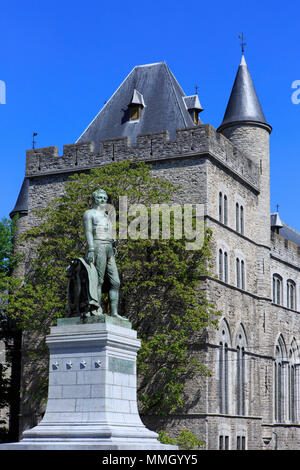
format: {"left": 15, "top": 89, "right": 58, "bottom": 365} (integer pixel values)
{"left": 83, "top": 211, "right": 95, "bottom": 262}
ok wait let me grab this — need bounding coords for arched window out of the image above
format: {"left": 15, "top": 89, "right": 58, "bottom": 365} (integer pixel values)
{"left": 287, "top": 280, "right": 296, "bottom": 310}
{"left": 218, "top": 249, "right": 223, "bottom": 281}
{"left": 219, "top": 192, "right": 228, "bottom": 225}
{"left": 219, "top": 341, "right": 229, "bottom": 414}
{"left": 241, "top": 260, "right": 245, "bottom": 290}
{"left": 224, "top": 252, "right": 228, "bottom": 283}
{"left": 223, "top": 195, "right": 228, "bottom": 225}
{"left": 235, "top": 202, "right": 245, "bottom": 234}
{"left": 236, "top": 258, "right": 240, "bottom": 288}
{"left": 274, "top": 336, "right": 287, "bottom": 423}
{"left": 288, "top": 339, "right": 299, "bottom": 423}
{"left": 240, "top": 205, "right": 244, "bottom": 235}
{"left": 236, "top": 203, "right": 239, "bottom": 232}
{"left": 218, "top": 321, "right": 231, "bottom": 414}
{"left": 272, "top": 274, "right": 282, "bottom": 305}
{"left": 236, "top": 257, "right": 246, "bottom": 289}
{"left": 235, "top": 326, "right": 247, "bottom": 416}
{"left": 219, "top": 192, "right": 223, "bottom": 223}
{"left": 218, "top": 249, "right": 229, "bottom": 283}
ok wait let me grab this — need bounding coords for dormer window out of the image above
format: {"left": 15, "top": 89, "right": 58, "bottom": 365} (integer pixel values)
{"left": 183, "top": 94, "right": 203, "bottom": 126}
{"left": 128, "top": 89, "right": 145, "bottom": 121}
{"left": 270, "top": 212, "right": 283, "bottom": 234}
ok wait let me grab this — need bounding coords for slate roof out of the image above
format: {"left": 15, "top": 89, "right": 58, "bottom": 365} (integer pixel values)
{"left": 270, "top": 212, "right": 283, "bottom": 229}
{"left": 218, "top": 55, "right": 271, "bottom": 133}
{"left": 279, "top": 223, "right": 300, "bottom": 247}
{"left": 76, "top": 62, "right": 201, "bottom": 148}
{"left": 10, "top": 177, "right": 29, "bottom": 218}
{"left": 183, "top": 94, "right": 203, "bottom": 111}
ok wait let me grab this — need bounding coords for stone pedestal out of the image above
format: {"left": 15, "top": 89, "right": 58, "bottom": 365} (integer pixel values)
{"left": 1, "top": 317, "right": 177, "bottom": 450}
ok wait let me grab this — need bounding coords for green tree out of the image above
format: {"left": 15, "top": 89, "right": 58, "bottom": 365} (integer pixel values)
{"left": 158, "top": 429, "right": 204, "bottom": 450}
{"left": 6, "top": 159, "right": 220, "bottom": 415}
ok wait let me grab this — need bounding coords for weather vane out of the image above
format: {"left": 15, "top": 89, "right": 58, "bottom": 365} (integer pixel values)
{"left": 195, "top": 85, "right": 199, "bottom": 95}
{"left": 32, "top": 132, "right": 37, "bottom": 149}
{"left": 238, "top": 33, "right": 246, "bottom": 54}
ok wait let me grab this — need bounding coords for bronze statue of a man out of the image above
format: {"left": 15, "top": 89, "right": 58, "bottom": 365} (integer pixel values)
{"left": 83, "top": 188, "right": 122, "bottom": 318}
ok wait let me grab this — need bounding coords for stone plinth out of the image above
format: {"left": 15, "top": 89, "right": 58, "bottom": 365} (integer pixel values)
{"left": 1, "top": 317, "right": 177, "bottom": 450}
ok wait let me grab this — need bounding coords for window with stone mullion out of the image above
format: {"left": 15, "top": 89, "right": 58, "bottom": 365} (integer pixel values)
{"left": 275, "top": 361, "right": 282, "bottom": 422}
{"left": 288, "top": 364, "right": 296, "bottom": 422}
{"left": 236, "top": 346, "right": 245, "bottom": 416}
{"left": 287, "top": 281, "right": 296, "bottom": 310}
{"left": 219, "top": 342, "right": 229, "bottom": 414}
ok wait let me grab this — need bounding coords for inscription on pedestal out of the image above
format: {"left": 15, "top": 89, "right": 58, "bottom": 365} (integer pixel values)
{"left": 108, "top": 357, "right": 134, "bottom": 375}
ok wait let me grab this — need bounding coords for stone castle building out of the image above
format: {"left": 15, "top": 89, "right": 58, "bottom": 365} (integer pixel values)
{"left": 6, "top": 56, "right": 300, "bottom": 450}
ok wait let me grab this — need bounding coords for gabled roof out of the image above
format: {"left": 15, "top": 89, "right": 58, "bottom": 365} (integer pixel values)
{"left": 270, "top": 212, "right": 283, "bottom": 229}
{"left": 76, "top": 62, "right": 201, "bottom": 148}
{"left": 130, "top": 89, "right": 145, "bottom": 107}
{"left": 183, "top": 94, "right": 203, "bottom": 111}
{"left": 10, "top": 178, "right": 29, "bottom": 218}
{"left": 218, "top": 55, "right": 271, "bottom": 133}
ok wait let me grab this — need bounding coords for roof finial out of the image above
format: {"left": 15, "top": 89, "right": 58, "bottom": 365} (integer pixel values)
{"left": 195, "top": 85, "right": 199, "bottom": 95}
{"left": 238, "top": 32, "right": 246, "bottom": 55}
{"left": 276, "top": 204, "right": 280, "bottom": 213}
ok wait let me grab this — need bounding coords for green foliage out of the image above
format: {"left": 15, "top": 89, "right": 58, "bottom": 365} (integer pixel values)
{"left": 6, "top": 159, "right": 220, "bottom": 414}
{"left": 158, "top": 429, "right": 204, "bottom": 449}
{"left": 0, "top": 217, "right": 15, "bottom": 275}
{"left": 0, "top": 217, "right": 20, "bottom": 294}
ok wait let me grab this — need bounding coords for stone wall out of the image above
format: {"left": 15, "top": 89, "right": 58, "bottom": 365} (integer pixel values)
{"left": 25, "top": 125, "right": 259, "bottom": 190}
{"left": 271, "top": 231, "right": 300, "bottom": 269}
{"left": 0, "top": 341, "right": 9, "bottom": 433}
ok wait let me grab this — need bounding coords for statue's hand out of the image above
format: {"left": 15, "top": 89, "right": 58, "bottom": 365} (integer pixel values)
{"left": 87, "top": 250, "right": 95, "bottom": 264}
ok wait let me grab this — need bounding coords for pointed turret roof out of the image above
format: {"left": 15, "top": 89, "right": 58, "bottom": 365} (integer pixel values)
{"left": 10, "top": 177, "right": 29, "bottom": 218}
{"left": 76, "top": 62, "right": 202, "bottom": 148}
{"left": 218, "top": 55, "right": 271, "bottom": 133}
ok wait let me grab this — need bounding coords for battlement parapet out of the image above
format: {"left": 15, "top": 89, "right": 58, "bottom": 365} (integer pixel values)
{"left": 25, "top": 125, "right": 260, "bottom": 189}
{"left": 271, "top": 231, "right": 300, "bottom": 268}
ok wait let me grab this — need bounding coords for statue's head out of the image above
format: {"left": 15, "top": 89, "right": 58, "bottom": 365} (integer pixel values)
{"left": 92, "top": 188, "right": 108, "bottom": 206}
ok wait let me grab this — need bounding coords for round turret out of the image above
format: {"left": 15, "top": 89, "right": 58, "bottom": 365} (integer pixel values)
{"left": 218, "top": 55, "right": 272, "bottom": 252}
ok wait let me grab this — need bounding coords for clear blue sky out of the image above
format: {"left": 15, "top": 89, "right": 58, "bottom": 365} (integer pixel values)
{"left": 0, "top": 0, "right": 299, "bottom": 231}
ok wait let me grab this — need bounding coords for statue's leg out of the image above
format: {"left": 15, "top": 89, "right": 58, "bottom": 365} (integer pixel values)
{"left": 106, "top": 251, "right": 122, "bottom": 318}
{"left": 94, "top": 245, "right": 107, "bottom": 315}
